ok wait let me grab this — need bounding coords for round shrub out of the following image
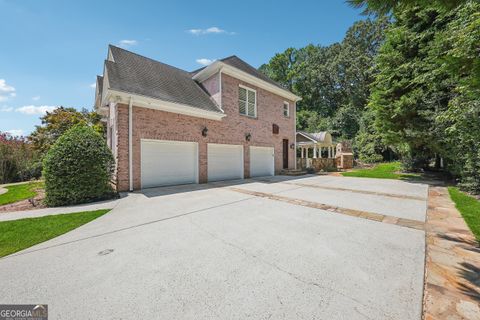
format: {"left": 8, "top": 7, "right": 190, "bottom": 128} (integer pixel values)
{"left": 43, "top": 124, "right": 115, "bottom": 206}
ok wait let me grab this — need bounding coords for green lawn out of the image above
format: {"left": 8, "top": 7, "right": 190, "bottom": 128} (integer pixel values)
{"left": 0, "top": 181, "right": 44, "bottom": 206}
{"left": 341, "top": 162, "right": 421, "bottom": 180}
{"left": 448, "top": 187, "right": 480, "bottom": 242}
{"left": 0, "top": 209, "right": 109, "bottom": 258}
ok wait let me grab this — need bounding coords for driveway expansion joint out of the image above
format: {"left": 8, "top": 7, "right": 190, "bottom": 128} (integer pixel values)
{"left": 228, "top": 187, "right": 425, "bottom": 231}
{"left": 283, "top": 181, "right": 427, "bottom": 201}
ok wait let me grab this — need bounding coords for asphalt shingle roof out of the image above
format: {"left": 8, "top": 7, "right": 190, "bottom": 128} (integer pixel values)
{"left": 220, "top": 56, "right": 287, "bottom": 90}
{"left": 96, "top": 75, "right": 103, "bottom": 95}
{"left": 106, "top": 45, "right": 222, "bottom": 113}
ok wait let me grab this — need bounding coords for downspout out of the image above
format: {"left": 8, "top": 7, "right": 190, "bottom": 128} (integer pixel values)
{"left": 294, "top": 100, "right": 297, "bottom": 170}
{"left": 128, "top": 97, "right": 133, "bottom": 191}
{"left": 218, "top": 68, "right": 223, "bottom": 111}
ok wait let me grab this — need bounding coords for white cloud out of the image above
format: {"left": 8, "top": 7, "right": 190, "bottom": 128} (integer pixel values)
{"left": 1, "top": 105, "right": 13, "bottom": 112}
{"left": 0, "top": 79, "right": 15, "bottom": 93}
{"left": 16, "top": 105, "right": 57, "bottom": 115}
{"left": 90, "top": 82, "right": 96, "bottom": 88}
{"left": 0, "top": 79, "right": 16, "bottom": 101}
{"left": 196, "top": 58, "right": 216, "bottom": 66}
{"left": 32, "top": 96, "right": 40, "bottom": 101}
{"left": 118, "top": 39, "right": 138, "bottom": 47}
{"left": 6, "top": 129, "right": 24, "bottom": 137}
{"left": 187, "top": 27, "right": 235, "bottom": 35}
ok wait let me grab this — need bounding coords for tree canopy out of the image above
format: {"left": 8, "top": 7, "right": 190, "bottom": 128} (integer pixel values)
{"left": 29, "top": 107, "right": 105, "bottom": 155}
{"left": 261, "top": 0, "right": 480, "bottom": 193}
{"left": 260, "top": 18, "right": 388, "bottom": 140}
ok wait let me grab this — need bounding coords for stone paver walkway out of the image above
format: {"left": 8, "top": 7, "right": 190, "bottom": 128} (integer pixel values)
{"left": 0, "top": 187, "right": 6, "bottom": 196}
{"left": 229, "top": 187, "right": 425, "bottom": 231}
{"left": 424, "top": 187, "right": 480, "bottom": 320}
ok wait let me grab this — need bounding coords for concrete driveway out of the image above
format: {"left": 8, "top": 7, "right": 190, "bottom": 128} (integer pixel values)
{"left": 0, "top": 175, "right": 428, "bottom": 320}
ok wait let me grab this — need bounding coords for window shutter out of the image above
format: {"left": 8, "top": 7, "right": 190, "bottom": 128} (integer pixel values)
{"left": 239, "top": 87, "right": 247, "bottom": 115}
{"left": 238, "top": 86, "right": 256, "bottom": 117}
{"left": 247, "top": 90, "right": 256, "bottom": 117}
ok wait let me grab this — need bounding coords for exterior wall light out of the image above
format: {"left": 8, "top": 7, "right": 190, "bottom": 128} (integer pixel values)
{"left": 245, "top": 133, "right": 252, "bottom": 141}
{"left": 202, "top": 127, "right": 208, "bottom": 137}
{"left": 290, "top": 143, "right": 295, "bottom": 149}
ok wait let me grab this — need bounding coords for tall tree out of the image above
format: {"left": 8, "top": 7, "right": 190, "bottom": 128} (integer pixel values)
{"left": 369, "top": 5, "right": 456, "bottom": 168}
{"left": 434, "top": 1, "right": 480, "bottom": 192}
{"left": 367, "top": 0, "right": 480, "bottom": 192}
{"left": 29, "top": 107, "right": 105, "bottom": 155}
{"left": 259, "top": 18, "right": 388, "bottom": 140}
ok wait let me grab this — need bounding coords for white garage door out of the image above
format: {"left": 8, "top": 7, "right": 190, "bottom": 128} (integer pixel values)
{"left": 208, "top": 143, "right": 244, "bottom": 182}
{"left": 141, "top": 139, "right": 198, "bottom": 188}
{"left": 250, "top": 146, "right": 274, "bottom": 177}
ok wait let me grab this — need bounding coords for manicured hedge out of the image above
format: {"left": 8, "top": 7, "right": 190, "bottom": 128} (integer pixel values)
{"left": 43, "top": 124, "right": 115, "bottom": 206}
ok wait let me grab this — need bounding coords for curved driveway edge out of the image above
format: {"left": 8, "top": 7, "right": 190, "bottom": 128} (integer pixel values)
{"left": 0, "top": 196, "right": 126, "bottom": 222}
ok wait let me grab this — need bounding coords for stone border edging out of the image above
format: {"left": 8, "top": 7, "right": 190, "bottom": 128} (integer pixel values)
{"left": 284, "top": 181, "right": 427, "bottom": 201}
{"left": 423, "top": 186, "right": 480, "bottom": 320}
{"left": 229, "top": 187, "right": 425, "bottom": 231}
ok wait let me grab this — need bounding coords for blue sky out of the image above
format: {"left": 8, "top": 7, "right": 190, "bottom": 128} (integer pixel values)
{"left": 0, "top": 0, "right": 362, "bottom": 136}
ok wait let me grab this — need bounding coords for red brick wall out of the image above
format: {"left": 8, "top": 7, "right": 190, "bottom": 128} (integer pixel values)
{"left": 114, "top": 72, "right": 296, "bottom": 191}
{"left": 200, "top": 73, "right": 221, "bottom": 106}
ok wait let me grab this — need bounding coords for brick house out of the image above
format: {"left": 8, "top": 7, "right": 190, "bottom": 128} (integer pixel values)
{"left": 94, "top": 45, "right": 301, "bottom": 191}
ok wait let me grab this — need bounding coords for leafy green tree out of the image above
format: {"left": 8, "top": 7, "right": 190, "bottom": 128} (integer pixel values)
{"left": 348, "top": 0, "right": 468, "bottom": 14}
{"left": 29, "top": 107, "right": 105, "bottom": 155}
{"left": 260, "top": 18, "right": 388, "bottom": 141}
{"left": 353, "top": 110, "right": 386, "bottom": 163}
{"left": 368, "top": 4, "right": 456, "bottom": 169}
{"left": 434, "top": 1, "right": 480, "bottom": 192}
{"left": 363, "top": 0, "right": 480, "bottom": 192}
{"left": 258, "top": 47, "right": 297, "bottom": 91}
{"left": 0, "top": 132, "right": 41, "bottom": 184}
{"left": 296, "top": 110, "right": 329, "bottom": 133}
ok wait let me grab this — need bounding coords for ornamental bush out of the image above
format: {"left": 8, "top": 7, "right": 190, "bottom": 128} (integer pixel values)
{"left": 43, "top": 124, "right": 115, "bottom": 206}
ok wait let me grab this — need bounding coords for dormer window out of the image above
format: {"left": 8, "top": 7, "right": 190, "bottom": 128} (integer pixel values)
{"left": 283, "top": 102, "right": 289, "bottom": 117}
{"left": 239, "top": 85, "right": 256, "bottom": 117}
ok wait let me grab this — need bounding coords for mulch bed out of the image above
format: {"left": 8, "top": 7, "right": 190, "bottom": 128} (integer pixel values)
{"left": 0, "top": 188, "right": 46, "bottom": 213}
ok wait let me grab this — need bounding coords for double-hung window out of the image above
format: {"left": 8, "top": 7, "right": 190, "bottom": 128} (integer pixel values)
{"left": 239, "top": 85, "right": 256, "bottom": 117}
{"left": 283, "top": 102, "right": 289, "bottom": 117}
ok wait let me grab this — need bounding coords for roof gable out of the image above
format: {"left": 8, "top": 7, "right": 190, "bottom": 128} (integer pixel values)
{"left": 105, "top": 45, "right": 222, "bottom": 114}
{"left": 220, "top": 56, "right": 287, "bottom": 90}
{"left": 297, "top": 131, "right": 332, "bottom": 144}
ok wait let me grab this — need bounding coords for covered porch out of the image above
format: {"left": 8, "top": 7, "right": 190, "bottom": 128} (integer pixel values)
{"left": 296, "top": 131, "right": 337, "bottom": 170}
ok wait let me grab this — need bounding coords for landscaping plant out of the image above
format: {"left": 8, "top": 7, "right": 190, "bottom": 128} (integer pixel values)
{"left": 0, "top": 132, "right": 42, "bottom": 184}
{"left": 43, "top": 124, "right": 115, "bottom": 206}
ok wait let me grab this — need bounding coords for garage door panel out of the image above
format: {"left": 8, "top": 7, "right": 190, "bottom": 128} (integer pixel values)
{"left": 250, "top": 146, "right": 274, "bottom": 177}
{"left": 141, "top": 140, "right": 198, "bottom": 188}
{"left": 208, "top": 144, "right": 243, "bottom": 182}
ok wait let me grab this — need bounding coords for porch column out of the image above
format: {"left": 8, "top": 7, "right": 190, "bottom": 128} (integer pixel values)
{"left": 313, "top": 145, "right": 317, "bottom": 158}
{"left": 328, "top": 146, "right": 332, "bottom": 158}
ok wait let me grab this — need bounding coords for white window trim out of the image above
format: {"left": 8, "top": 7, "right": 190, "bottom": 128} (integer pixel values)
{"left": 283, "top": 101, "right": 290, "bottom": 117}
{"left": 239, "top": 84, "right": 257, "bottom": 118}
